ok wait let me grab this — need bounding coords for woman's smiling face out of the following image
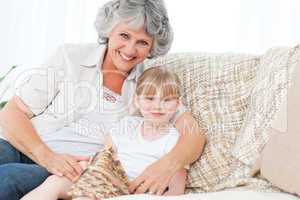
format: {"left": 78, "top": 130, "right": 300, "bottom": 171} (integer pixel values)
{"left": 104, "top": 22, "right": 153, "bottom": 74}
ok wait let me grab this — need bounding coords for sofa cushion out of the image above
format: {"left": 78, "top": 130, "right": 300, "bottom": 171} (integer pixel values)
{"left": 250, "top": 50, "right": 300, "bottom": 196}
{"left": 231, "top": 45, "right": 300, "bottom": 166}
{"left": 144, "top": 52, "right": 259, "bottom": 191}
{"left": 251, "top": 129, "right": 300, "bottom": 196}
{"left": 270, "top": 47, "right": 300, "bottom": 134}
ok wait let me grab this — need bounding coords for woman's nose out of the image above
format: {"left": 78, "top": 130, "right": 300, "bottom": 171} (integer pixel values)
{"left": 123, "top": 41, "right": 137, "bottom": 56}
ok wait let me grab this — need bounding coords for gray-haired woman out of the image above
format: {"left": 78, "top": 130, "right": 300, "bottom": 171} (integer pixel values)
{"left": 0, "top": 0, "right": 206, "bottom": 199}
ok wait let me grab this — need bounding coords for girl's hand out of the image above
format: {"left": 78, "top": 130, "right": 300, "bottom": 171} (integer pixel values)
{"left": 128, "top": 156, "right": 180, "bottom": 195}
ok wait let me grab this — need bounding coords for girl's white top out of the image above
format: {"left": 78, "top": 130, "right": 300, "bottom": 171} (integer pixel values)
{"left": 110, "top": 116, "right": 180, "bottom": 181}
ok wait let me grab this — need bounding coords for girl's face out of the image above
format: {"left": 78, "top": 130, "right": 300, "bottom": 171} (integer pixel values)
{"left": 104, "top": 22, "right": 153, "bottom": 74}
{"left": 135, "top": 93, "right": 180, "bottom": 125}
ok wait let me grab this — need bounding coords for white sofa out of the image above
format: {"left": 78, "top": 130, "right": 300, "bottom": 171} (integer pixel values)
{"left": 110, "top": 45, "right": 300, "bottom": 199}
{"left": 1, "top": 45, "right": 299, "bottom": 200}
{"left": 109, "top": 190, "right": 299, "bottom": 200}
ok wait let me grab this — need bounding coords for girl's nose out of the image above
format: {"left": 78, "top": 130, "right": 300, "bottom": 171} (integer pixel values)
{"left": 153, "top": 99, "right": 162, "bottom": 110}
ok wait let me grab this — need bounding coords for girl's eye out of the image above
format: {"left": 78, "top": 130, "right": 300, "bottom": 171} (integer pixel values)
{"left": 120, "top": 33, "right": 129, "bottom": 40}
{"left": 163, "top": 98, "right": 174, "bottom": 102}
{"left": 145, "top": 97, "right": 154, "bottom": 101}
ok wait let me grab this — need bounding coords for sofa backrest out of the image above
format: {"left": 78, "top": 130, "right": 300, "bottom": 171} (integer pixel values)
{"left": 144, "top": 46, "right": 300, "bottom": 192}
{"left": 144, "top": 52, "right": 261, "bottom": 191}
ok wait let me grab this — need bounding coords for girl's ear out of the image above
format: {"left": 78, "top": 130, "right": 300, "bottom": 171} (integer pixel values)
{"left": 178, "top": 99, "right": 182, "bottom": 106}
{"left": 176, "top": 98, "right": 182, "bottom": 109}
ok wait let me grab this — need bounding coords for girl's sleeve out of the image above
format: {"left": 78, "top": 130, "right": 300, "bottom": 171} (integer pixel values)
{"left": 107, "top": 122, "right": 120, "bottom": 150}
{"left": 163, "top": 129, "right": 180, "bottom": 154}
{"left": 107, "top": 116, "right": 130, "bottom": 151}
{"left": 164, "top": 129, "right": 190, "bottom": 170}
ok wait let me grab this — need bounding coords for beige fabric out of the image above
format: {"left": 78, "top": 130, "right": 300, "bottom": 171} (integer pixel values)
{"left": 250, "top": 55, "right": 300, "bottom": 196}
{"left": 145, "top": 46, "right": 300, "bottom": 193}
{"left": 68, "top": 147, "right": 130, "bottom": 199}
{"left": 144, "top": 52, "right": 260, "bottom": 192}
{"left": 271, "top": 47, "right": 300, "bottom": 133}
{"left": 232, "top": 45, "right": 300, "bottom": 166}
{"left": 251, "top": 129, "right": 300, "bottom": 196}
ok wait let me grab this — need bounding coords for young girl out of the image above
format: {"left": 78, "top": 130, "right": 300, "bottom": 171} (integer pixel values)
{"left": 21, "top": 67, "right": 187, "bottom": 200}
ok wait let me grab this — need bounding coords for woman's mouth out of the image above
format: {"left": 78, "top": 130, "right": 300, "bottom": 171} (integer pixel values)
{"left": 119, "top": 51, "right": 135, "bottom": 61}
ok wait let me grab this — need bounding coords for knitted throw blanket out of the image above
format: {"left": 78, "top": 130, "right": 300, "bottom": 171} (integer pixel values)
{"left": 68, "top": 147, "right": 130, "bottom": 199}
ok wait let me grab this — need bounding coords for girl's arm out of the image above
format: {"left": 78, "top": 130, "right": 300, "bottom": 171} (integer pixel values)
{"left": 129, "top": 112, "right": 206, "bottom": 195}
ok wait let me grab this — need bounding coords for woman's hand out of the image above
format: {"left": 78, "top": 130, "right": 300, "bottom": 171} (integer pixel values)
{"left": 163, "top": 169, "right": 187, "bottom": 196}
{"left": 34, "top": 147, "right": 89, "bottom": 181}
{"left": 128, "top": 156, "right": 180, "bottom": 195}
{"left": 129, "top": 112, "right": 206, "bottom": 195}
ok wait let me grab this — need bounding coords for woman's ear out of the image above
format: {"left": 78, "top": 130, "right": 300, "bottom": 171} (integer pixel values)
{"left": 134, "top": 94, "right": 140, "bottom": 109}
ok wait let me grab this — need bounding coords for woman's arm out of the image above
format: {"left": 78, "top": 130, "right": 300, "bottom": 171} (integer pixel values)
{"left": 163, "top": 169, "right": 187, "bottom": 196}
{"left": 0, "top": 96, "right": 47, "bottom": 161}
{"left": 169, "top": 111, "right": 206, "bottom": 167}
{"left": 0, "top": 96, "right": 88, "bottom": 181}
{"left": 129, "top": 112, "right": 206, "bottom": 195}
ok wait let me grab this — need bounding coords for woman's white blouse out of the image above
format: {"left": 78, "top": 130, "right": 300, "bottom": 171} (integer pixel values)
{"left": 41, "top": 84, "right": 127, "bottom": 156}
{"left": 1, "top": 43, "right": 186, "bottom": 153}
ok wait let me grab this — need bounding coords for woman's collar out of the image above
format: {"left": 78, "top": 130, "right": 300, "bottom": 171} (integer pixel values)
{"left": 126, "top": 62, "right": 145, "bottom": 81}
{"left": 79, "top": 43, "right": 107, "bottom": 68}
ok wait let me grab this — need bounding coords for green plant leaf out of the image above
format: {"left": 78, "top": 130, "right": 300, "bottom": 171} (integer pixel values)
{"left": 0, "top": 101, "right": 7, "bottom": 110}
{"left": 0, "top": 65, "right": 17, "bottom": 83}
{"left": 1, "top": 66, "right": 18, "bottom": 108}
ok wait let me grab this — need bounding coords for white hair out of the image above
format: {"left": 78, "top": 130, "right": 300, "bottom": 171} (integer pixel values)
{"left": 95, "top": 0, "right": 173, "bottom": 58}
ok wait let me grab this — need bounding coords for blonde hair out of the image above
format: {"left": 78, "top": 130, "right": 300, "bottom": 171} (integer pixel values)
{"left": 136, "top": 67, "right": 181, "bottom": 99}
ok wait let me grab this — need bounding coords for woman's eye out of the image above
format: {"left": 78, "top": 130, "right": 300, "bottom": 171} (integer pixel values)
{"left": 138, "top": 40, "right": 149, "bottom": 46}
{"left": 120, "top": 33, "right": 129, "bottom": 40}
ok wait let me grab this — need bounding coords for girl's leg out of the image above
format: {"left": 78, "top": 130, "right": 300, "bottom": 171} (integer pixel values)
{"left": 21, "top": 175, "right": 73, "bottom": 200}
{"left": 21, "top": 161, "right": 90, "bottom": 200}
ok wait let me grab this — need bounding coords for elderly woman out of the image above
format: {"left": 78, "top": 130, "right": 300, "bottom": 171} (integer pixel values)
{"left": 0, "top": 0, "right": 205, "bottom": 199}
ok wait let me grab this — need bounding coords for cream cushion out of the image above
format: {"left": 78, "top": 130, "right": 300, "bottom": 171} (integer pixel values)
{"left": 250, "top": 50, "right": 300, "bottom": 196}
{"left": 251, "top": 129, "right": 300, "bottom": 196}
